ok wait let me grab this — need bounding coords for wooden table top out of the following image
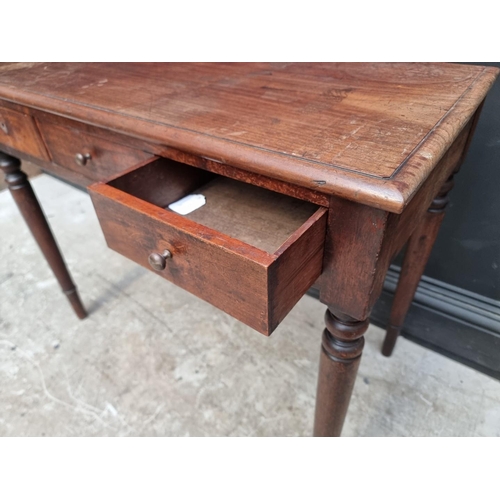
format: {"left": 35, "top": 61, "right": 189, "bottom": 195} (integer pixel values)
{"left": 0, "top": 62, "right": 497, "bottom": 212}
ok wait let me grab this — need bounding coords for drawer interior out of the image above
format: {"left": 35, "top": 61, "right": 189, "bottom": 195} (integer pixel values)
{"left": 109, "top": 158, "right": 320, "bottom": 254}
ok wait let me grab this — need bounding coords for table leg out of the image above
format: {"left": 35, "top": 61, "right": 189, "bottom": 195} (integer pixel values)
{"left": 382, "top": 171, "right": 456, "bottom": 357}
{"left": 0, "top": 152, "right": 87, "bottom": 319}
{"left": 313, "top": 308, "right": 369, "bottom": 436}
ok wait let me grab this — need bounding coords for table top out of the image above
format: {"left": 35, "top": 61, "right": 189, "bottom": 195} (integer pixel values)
{"left": 0, "top": 62, "right": 497, "bottom": 212}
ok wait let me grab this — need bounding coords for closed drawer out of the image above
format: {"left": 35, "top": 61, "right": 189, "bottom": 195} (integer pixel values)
{"left": 0, "top": 103, "right": 49, "bottom": 160}
{"left": 89, "top": 157, "right": 327, "bottom": 335}
{"left": 37, "top": 119, "right": 153, "bottom": 180}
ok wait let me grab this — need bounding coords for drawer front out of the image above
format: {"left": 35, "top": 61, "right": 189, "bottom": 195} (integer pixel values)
{"left": 89, "top": 159, "right": 327, "bottom": 335}
{"left": 38, "top": 119, "right": 153, "bottom": 181}
{"left": 0, "top": 103, "right": 49, "bottom": 160}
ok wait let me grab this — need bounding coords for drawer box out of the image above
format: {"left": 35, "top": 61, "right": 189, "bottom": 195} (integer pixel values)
{"left": 89, "top": 157, "right": 327, "bottom": 335}
{"left": 37, "top": 119, "right": 153, "bottom": 180}
{"left": 0, "top": 103, "right": 49, "bottom": 161}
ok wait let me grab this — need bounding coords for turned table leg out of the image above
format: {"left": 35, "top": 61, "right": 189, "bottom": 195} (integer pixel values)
{"left": 0, "top": 152, "right": 87, "bottom": 319}
{"left": 313, "top": 309, "right": 369, "bottom": 436}
{"left": 382, "top": 171, "right": 456, "bottom": 357}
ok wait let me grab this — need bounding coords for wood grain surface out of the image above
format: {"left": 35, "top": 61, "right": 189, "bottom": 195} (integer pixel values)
{"left": 186, "top": 177, "right": 318, "bottom": 253}
{"left": 0, "top": 63, "right": 496, "bottom": 212}
{"left": 318, "top": 114, "right": 477, "bottom": 320}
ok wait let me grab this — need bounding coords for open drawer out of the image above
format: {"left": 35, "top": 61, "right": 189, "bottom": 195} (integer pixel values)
{"left": 88, "top": 157, "right": 327, "bottom": 335}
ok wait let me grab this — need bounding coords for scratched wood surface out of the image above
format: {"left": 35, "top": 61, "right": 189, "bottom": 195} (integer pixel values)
{"left": 186, "top": 177, "right": 318, "bottom": 253}
{"left": 0, "top": 63, "right": 497, "bottom": 212}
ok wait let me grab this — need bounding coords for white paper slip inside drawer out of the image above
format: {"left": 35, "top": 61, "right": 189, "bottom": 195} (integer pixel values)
{"left": 168, "top": 194, "right": 206, "bottom": 215}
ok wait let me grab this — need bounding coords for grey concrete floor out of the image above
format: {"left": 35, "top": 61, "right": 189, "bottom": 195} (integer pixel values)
{"left": 1, "top": 174, "right": 499, "bottom": 436}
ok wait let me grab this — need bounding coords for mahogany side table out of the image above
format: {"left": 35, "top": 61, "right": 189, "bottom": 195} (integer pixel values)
{"left": 0, "top": 63, "right": 497, "bottom": 436}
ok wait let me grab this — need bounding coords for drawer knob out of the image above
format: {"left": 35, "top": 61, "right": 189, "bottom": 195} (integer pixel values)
{"left": 75, "top": 152, "right": 92, "bottom": 167}
{"left": 148, "top": 250, "right": 172, "bottom": 271}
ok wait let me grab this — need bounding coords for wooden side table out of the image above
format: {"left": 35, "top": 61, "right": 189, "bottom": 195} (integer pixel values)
{"left": 0, "top": 63, "right": 497, "bottom": 436}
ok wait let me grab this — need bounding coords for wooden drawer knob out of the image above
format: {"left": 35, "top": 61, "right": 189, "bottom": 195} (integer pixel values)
{"left": 75, "top": 152, "right": 92, "bottom": 167}
{"left": 148, "top": 250, "right": 172, "bottom": 271}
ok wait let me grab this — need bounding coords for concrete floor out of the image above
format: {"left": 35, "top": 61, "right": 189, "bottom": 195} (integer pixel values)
{"left": 1, "top": 174, "right": 499, "bottom": 436}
